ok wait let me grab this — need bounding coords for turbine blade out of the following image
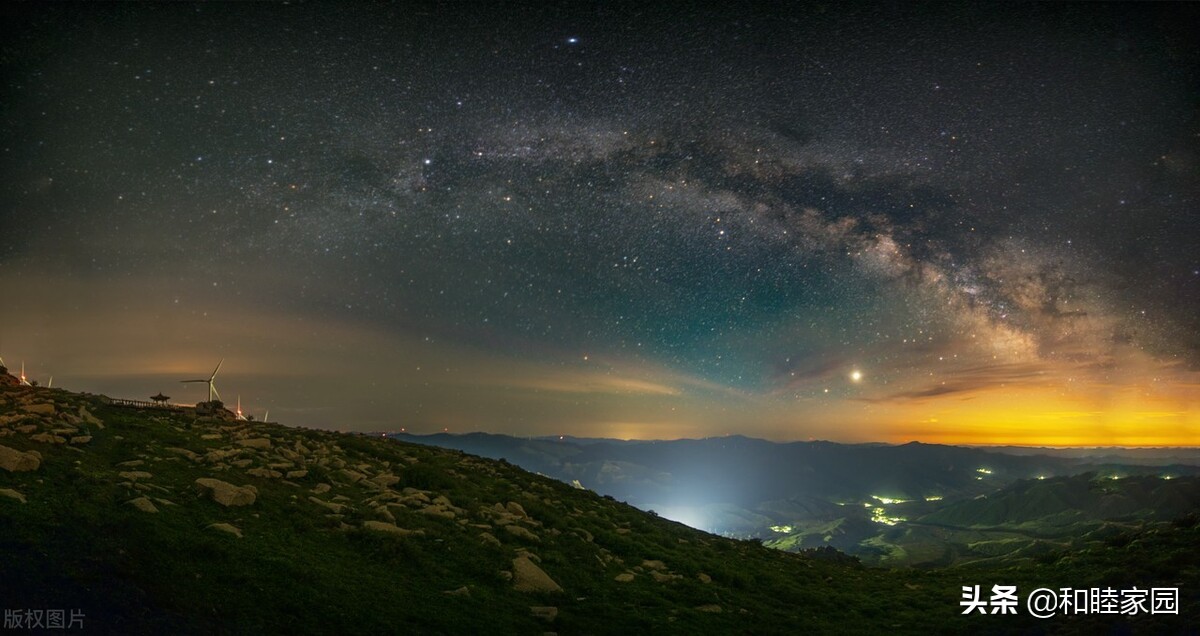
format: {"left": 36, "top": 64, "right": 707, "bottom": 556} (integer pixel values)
{"left": 210, "top": 358, "right": 224, "bottom": 381}
{"left": 212, "top": 385, "right": 221, "bottom": 401}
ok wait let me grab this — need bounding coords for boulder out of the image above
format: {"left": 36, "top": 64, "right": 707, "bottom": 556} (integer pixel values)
{"left": 400, "top": 487, "right": 429, "bottom": 501}
{"left": 30, "top": 432, "right": 65, "bottom": 445}
{"left": 695, "top": 604, "right": 723, "bottom": 613}
{"left": 69, "top": 435, "right": 93, "bottom": 445}
{"left": 505, "top": 501, "right": 528, "bottom": 518}
{"left": 119, "top": 471, "right": 153, "bottom": 481}
{"left": 236, "top": 437, "right": 272, "bottom": 449}
{"left": 204, "top": 449, "right": 241, "bottom": 464}
{"left": 285, "top": 470, "right": 308, "bottom": 479}
{"left": 207, "top": 523, "right": 243, "bottom": 538}
{"left": 308, "top": 496, "right": 346, "bottom": 514}
{"left": 166, "top": 447, "right": 201, "bottom": 462}
{"left": 246, "top": 467, "right": 283, "bottom": 479}
{"left": 614, "top": 572, "right": 635, "bottom": 583}
{"left": 311, "top": 483, "right": 332, "bottom": 494}
{"left": 504, "top": 524, "right": 540, "bottom": 542}
{"left": 511, "top": 556, "right": 562, "bottom": 593}
{"left": 24, "top": 403, "right": 55, "bottom": 416}
{"left": 339, "top": 469, "right": 366, "bottom": 483}
{"left": 0, "top": 488, "right": 27, "bottom": 504}
{"left": 443, "top": 586, "right": 471, "bottom": 597}
{"left": 530, "top": 606, "right": 558, "bottom": 622}
{"left": 362, "top": 520, "right": 414, "bottom": 536}
{"left": 127, "top": 497, "right": 159, "bottom": 513}
{"left": 78, "top": 406, "right": 103, "bottom": 426}
{"left": 194, "top": 478, "right": 257, "bottom": 506}
{"left": 370, "top": 473, "right": 400, "bottom": 488}
{"left": 0, "top": 444, "right": 41, "bottom": 472}
{"left": 697, "top": 573, "right": 712, "bottom": 584}
{"left": 479, "top": 532, "right": 501, "bottom": 547}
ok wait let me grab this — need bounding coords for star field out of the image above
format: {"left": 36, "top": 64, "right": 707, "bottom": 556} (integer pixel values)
{"left": 1, "top": 3, "right": 1197, "bottom": 444}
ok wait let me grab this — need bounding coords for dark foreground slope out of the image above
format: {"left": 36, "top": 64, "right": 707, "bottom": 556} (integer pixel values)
{"left": 0, "top": 382, "right": 1196, "bottom": 634}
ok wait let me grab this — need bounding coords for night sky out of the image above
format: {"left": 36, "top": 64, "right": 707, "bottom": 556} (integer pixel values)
{"left": 2, "top": 3, "right": 1198, "bottom": 445}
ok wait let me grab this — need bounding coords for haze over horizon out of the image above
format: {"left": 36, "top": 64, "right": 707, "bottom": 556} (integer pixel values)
{"left": 2, "top": 3, "right": 1198, "bottom": 446}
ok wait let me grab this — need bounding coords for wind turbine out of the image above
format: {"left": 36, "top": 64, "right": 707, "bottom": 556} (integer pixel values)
{"left": 181, "top": 359, "right": 224, "bottom": 403}
{"left": 235, "top": 395, "right": 247, "bottom": 420}
{"left": 46, "top": 376, "right": 52, "bottom": 389}
{"left": 262, "top": 409, "right": 269, "bottom": 423}
{"left": 19, "top": 361, "right": 31, "bottom": 386}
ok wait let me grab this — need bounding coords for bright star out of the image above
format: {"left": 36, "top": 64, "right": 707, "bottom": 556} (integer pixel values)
{"left": 850, "top": 370, "right": 863, "bottom": 383}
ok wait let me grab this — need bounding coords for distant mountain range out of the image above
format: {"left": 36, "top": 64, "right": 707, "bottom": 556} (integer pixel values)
{"left": 391, "top": 432, "right": 1198, "bottom": 512}
{"left": 393, "top": 432, "right": 1200, "bottom": 566}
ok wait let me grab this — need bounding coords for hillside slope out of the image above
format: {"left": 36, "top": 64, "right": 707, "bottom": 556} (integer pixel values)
{"left": 1, "top": 381, "right": 1196, "bottom": 634}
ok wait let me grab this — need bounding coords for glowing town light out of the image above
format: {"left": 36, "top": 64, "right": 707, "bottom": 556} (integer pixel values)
{"left": 870, "top": 507, "right": 906, "bottom": 525}
{"left": 769, "top": 525, "right": 794, "bottom": 534}
{"left": 975, "top": 468, "right": 993, "bottom": 475}
{"left": 872, "top": 495, "right": 910, "bottom": 505}
{"left": 924, "top": 495, "right": 943, "bottom": 502}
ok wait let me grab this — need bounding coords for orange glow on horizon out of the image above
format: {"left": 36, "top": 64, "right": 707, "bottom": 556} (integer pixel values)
{"left": 874, "top": 383, "right": 1199, "bottom": 447}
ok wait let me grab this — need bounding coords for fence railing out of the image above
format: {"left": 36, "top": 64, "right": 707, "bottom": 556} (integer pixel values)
{"left": 108, "top": 398, "right": 187, "bottom": 412}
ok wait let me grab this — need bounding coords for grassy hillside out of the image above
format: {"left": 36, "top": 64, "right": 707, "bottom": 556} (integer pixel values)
{"left": 1, "top": 381, "right": 1196, "bottom": 634}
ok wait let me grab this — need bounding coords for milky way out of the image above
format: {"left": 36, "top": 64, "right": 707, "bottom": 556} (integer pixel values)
{"left": 2, "top": 3, "right": 1197, "bottom": 443}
